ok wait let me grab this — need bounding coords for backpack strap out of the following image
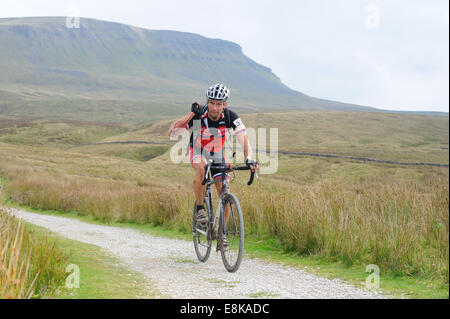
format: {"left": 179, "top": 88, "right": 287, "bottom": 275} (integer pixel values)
{"left": 223, "top": 107, "right": 232, "bottom": 128}
{"left": 186, "top": 104, "right": 208, "bottom": 157}
{"left": 201, "top": 104, "right": 208, "bottom": 115}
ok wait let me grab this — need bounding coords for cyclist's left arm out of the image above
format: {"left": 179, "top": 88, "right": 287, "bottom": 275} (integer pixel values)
{"left": 231, "top": 115, "right": 258, "bottom": 172}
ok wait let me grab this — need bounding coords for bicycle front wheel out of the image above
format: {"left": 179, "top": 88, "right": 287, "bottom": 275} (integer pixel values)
{"left": 219, "top": 193, "right": 244, "bottom": 272}
{"left": 192, "top": 203, "right": 212, "bottom": 262}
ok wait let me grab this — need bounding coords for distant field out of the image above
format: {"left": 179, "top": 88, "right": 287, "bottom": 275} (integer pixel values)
{"left": 60, "top": 110, "right": 449, "bottom": 164}
{"left": 0, "top": 111, "right": 448, "bottom": 297}
{"left": 2, "top": 111, "right": 448, "bottom": 164}
{"left": 0, "top": 118, "right": 129, "bottom": 148}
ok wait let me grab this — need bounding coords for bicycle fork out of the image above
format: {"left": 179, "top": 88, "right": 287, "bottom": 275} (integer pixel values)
{"left": 212, "top": 200, "right": 221, "bottom": 239}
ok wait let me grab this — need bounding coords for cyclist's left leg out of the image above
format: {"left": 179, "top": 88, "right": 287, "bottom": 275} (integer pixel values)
{"left": 213, "top": 149, "right": 231, "bottom": 223}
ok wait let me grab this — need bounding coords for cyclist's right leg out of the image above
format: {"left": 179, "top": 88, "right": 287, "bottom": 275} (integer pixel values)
{"left": 190, "top": 147, "right": 208, "bottom": 206}
{"left": 190, "top": 147, "right": 209, "bottom": 227}
{"left": 192, "top": 159, "right": 207, "bottom": 206}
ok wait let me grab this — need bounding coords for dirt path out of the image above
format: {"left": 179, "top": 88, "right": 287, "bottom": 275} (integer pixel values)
{"left": 7, "top": 207, "right": 389, "bottom": 299}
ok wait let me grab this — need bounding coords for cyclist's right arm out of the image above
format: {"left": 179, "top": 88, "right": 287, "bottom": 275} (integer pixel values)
{"left": 167, "top": 103, "right": 201, "bottom": 136}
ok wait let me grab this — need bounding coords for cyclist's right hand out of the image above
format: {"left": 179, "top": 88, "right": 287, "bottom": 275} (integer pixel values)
{"left": 191, "top": 102, "right": 201, "bottom": 116}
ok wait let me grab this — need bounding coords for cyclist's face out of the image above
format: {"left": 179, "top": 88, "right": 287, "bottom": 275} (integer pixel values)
{"left": 207, "top": 100, "right": 227, "bottom": 120}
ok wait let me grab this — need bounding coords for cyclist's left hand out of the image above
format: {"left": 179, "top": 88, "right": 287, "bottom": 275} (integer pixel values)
{"left": 246, "top": 158, "right": 259, "bottom": 172}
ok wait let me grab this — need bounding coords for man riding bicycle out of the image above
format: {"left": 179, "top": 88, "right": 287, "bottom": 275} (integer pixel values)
{"left": 168, "top": 84, "right": 258, "bottom": 247}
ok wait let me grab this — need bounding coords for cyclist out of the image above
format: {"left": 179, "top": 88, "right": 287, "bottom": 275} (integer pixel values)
{"left": 168, "top": 84, "right": 258, "bottom": 248}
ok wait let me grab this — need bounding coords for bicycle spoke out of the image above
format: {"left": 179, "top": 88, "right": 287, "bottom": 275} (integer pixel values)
{"left": 230, "top": 203, "right": 238, "bottom": 233}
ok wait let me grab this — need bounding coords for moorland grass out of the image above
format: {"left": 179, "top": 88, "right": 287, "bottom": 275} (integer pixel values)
{"left": 0, "top": 111, "right": 448, "bottom": 294}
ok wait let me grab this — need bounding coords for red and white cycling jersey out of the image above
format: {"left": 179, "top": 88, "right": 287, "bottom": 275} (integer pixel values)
{"left": 186, "top": 106, "right": 246, "bottom": 154}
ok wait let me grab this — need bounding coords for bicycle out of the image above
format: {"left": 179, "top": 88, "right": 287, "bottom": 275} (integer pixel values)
{"left": 192, "top": 159, "right": 256, "bottom": 273}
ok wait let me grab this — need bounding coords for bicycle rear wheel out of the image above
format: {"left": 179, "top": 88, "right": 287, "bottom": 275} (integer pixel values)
{"left": 219, "top": 193, "right": 244, "bottom": 272}
{"left": 192, "top": 203, "right": 212, "bottom": 262}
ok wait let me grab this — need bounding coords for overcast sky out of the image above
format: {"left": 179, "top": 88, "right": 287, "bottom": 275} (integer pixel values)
{"left": 1, "top": 0, "right": 448, "bottom": 112}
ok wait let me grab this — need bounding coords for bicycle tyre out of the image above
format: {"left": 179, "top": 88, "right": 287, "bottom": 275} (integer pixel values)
{"left": 219, "top": 193, "right": 244, "bottom": 272}
{"left": 192, "top": 203, "right": 212, "bottom": 262}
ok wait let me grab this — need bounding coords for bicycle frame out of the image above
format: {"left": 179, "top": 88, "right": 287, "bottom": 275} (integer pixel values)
{"left": 194, "top": 159, "right": 255, "bottom": 271}
{"left": 201, "top": 158, "right": 255, "bottom": 234}
{"left": 203, "top": 171, "right": 229, "bottom": 235}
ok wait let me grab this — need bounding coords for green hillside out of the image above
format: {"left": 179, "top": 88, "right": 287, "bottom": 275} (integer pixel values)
{"left": 0, "top": 17, "right": 377, "bottom": 123}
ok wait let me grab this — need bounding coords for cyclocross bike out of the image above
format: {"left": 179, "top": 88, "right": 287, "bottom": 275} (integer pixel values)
{"left": 192, "top": 159, "right": 257, "bottom": 273}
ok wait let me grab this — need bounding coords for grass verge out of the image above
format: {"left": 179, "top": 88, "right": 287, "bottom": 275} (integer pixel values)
{"left": 22, "top": 222, "right": 163, "bottom": 299}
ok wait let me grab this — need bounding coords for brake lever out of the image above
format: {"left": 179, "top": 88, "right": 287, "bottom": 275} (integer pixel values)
{"left": 247, "top": 160, "right": 258, "bottom": 185}
{"left": 247, "top": 171, "right": 255, "bottom": 186}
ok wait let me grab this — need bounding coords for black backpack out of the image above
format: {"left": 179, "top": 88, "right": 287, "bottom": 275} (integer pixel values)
{"left": 186, "top": 105, "right": 233, "bottom": 155}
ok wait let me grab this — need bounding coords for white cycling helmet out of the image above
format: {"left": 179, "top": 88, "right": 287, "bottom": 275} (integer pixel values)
{"left": 206, "top": 83, "right": 229, "bottom": 101}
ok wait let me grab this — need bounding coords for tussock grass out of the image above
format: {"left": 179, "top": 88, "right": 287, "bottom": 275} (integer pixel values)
{"left": 2, "top": 163, "right": 448, "bottom": 285}
{"left": 0, "top": 206, "right": 69, "bottom": 298}
{"left": 237, "top": 177, "right": 449, "bottom": 282}
{"left": 0, "top": 216, "right": 36, "bottom": 299}
{"left": 2, "top": 167, "right": 192, "bottom": 230}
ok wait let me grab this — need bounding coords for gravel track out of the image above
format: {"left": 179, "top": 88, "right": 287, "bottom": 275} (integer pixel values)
{"left": 6, "top": 207, "right": 390, "bottom": 299}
